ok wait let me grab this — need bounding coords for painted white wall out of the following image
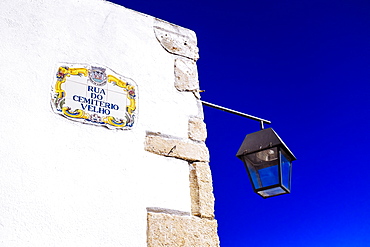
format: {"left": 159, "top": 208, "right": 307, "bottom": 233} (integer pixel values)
{"left": 0, "top": 0, "right": 199, "bottom": 246}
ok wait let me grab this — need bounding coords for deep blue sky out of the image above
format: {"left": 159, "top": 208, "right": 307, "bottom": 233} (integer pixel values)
{"left": 111, "top": 1, "right": 370, "bottom": 246}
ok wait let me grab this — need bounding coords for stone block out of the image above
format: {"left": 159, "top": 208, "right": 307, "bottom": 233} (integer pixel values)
{"left": 196, "top": 99, "right": 205, "bottom": 118}
{"left": 188, "top": 117, "right": 207, "bottom": 142}
{"left": 147, "top": 212, "right": 219, "bottom": 247}
{"left": 189, "top": 162, "right": 215, "bottom": 219}
{"left": 189, "top": 165, "right": 200, "bottom": 216}
{"left": 145, "top": 134, "right": 209, "bottom": 162}
{"left": 175, "top": 57, "right": 199, "bottom": 92}
{"left": 154, "top": 19, "right": 199, "bottom": 61}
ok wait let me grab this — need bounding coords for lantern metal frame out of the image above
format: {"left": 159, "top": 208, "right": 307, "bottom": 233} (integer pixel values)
{"left": 236, "top": 128, "right": 296, "bottom": 198}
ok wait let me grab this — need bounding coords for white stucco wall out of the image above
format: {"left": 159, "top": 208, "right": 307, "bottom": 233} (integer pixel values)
{"left": 0, "top": 0, "right": 200, "bottom": 246}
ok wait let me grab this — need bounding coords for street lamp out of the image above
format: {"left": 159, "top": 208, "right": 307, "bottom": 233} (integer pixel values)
{"left": 236, "top": 128, "right": 296, "bottom": 198}
{"left": 201, "top": 100, "right": 296, "bottom": 198}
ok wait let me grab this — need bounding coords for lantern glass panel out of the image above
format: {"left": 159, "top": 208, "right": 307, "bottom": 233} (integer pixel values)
{"left": 245, "top": 163, "right": 260, "bottom": 189}
{"left": 244, "top": 147, "right": 279, "bottom": 189}
{"left": 281, "top": 151, "right": 292, "bottom": 191}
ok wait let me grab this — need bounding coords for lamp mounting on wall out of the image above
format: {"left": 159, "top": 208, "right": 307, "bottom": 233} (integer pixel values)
{"left": 201, "top": 100, "right": 296, "bottom": 198}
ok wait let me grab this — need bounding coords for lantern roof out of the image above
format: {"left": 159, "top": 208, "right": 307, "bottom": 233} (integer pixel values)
{"left": 236, "top": 128, "right": 296, "bottom": 161}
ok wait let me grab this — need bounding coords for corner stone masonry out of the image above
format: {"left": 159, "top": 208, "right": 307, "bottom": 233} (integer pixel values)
{"left": 153, "top": 19, "right": 199, "bottom": 61}
{"left": 145, "top": 18, "right": 219, "bottom": 246}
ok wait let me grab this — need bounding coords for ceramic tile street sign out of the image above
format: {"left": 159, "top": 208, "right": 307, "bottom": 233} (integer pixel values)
{"left": 51, "top": 63, "right": 138, "bottom": 129}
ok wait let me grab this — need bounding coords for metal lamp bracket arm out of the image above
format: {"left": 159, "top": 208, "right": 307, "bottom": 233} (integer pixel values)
{"left": 201, "top": 100, "right": 271, "bottom": 130}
